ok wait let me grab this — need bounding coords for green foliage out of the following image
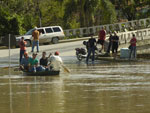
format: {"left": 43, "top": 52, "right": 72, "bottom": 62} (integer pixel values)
{"left": 110, "top": 0, "right": 150, "bottom": 21}
{"left": 0, "top": 7, "right": 22, "bottom": 35}
{"left": 0, "top": 0, "right": 150, "bottom": 36}
{"left": 41, "top": 0, "right": 64, "bottom": 27}
{"left": 98, "top": 0, "right": 117, "bottom": 24}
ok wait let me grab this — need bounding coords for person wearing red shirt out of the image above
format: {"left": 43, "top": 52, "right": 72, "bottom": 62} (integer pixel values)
{"left": 19, "top": 37, "right": 27, "bottom": 63}
{"left": 129, "top": 34, "right": 137, "bottom": 59}
{"left": 97, "top": 27, "right": 106, "bottom": 52}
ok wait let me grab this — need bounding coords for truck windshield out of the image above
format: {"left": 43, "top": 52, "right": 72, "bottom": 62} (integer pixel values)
{"left": 25, "top": 28, "right": 35, "bottom": 35}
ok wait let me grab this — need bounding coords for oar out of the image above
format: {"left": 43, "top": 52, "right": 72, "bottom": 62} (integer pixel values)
{"left": 14, "top": 67, "right": 21, "bottom": 71}
{"left": 2, "top": 66, "right": 21, "bottom": 71}
{"left": 61, "top": 65, "right": 70, "bottom": 73}
{"left": 2, "top": 66, "right": 19, "bottom": 69}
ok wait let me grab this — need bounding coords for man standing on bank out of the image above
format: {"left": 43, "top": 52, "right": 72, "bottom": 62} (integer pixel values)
{"left": 112, "top": 32, "right": 119, "bottom": 59}
{"left": 19, "top": 37, "right": 27, "bottom": 63}
{"left": 31, "top": 28, "right": 40, "bottom": 52}
{"left": 97, "top": 27, "right": 106, "bottom": 52}
{"left": 106, "top": 31, "right": 113, "bottom": 54}
{"left": 86, "top": 33, "right": 97, "bottom": 64}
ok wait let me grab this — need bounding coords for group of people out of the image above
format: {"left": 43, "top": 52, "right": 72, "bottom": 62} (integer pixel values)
{"left": 19, "top": 26, "right": 137, "bottom": 68}
{"left": 107, "top": 31, "right": 137, "bottom": 60}
{"left": 20, "top": 51, "right": 63, "bottom": 72}
{"left": 85, "top": 27, "right": 137, "bottom": 63}
{"left": 18, "top": 27, "right": 64, "bottom": 73}
{"left": 19, "top": 27, "right": 40, "bottom": 64}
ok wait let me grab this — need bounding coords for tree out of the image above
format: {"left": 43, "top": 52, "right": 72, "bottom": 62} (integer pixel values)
{"left": 95, "top": 0, "right": 117, "bottom": 25}
{"left": 63, "top": 0, "right": 117, "bottom": 28}
{"left": 110, "top": 0, "right": 150, "bottom": 21}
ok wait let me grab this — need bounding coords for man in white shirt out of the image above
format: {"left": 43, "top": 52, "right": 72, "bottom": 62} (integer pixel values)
{"left": 48, "top": 51, "right": 63, "bottom": 71}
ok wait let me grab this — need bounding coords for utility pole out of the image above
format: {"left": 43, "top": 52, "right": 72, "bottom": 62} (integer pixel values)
{"left": 37, "top": 0, "right": 42, "bottom": 27}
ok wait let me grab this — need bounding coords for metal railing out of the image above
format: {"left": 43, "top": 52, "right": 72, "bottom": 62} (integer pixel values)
{"left": 64, "top": 18, "right": 150, "bottom": 37}
{"left": 117, "top": 28, "right": 150, "bottom": 44}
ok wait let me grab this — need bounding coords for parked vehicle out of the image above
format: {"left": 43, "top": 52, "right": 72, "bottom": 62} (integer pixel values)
{"left": 75, "top": 48, "right": 87, "bottom": 61}
{"left": 75, "top": 41, "right": 99, "bottom": 61}
{"left": 16, "top": 26, "right": 65, "bottom": 47}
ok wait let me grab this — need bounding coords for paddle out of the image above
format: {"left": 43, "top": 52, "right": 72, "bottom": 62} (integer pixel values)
{"left": 2, "top": 66, "right": 19, "bottom": 69}
{"left": 2, "top": 66, "right": 21, "bottom": 71}
{"left": 61, "top": 64, "right": 70, "bottom": 73}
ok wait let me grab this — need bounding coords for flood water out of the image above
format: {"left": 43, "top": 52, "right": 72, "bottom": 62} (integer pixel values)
{"left": 0, "top": 60, "right": 150, "bottom": 113}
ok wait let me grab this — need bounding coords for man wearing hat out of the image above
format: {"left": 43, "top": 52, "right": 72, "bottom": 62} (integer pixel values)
{"left": 48, "top": 51, "right": 63, "bottom": 71}
{"left": 20, "top": 52, "right": 31, "bottom": 71}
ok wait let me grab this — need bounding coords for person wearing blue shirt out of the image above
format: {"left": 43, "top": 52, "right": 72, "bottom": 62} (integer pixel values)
{"left": 20, "top": 52, "right": 31, "bottom": 71}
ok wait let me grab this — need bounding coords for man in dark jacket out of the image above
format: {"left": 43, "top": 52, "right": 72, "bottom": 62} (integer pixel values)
{"left": 86, "top": 34, "right": 96, "bottom": 64}
{"left": 112, "top": 32, "right": 119, "bottom": 59}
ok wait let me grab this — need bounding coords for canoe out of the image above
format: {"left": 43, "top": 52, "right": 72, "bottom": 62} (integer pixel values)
{"left": 23, "top": 70, "right": 60, "bottom": 76}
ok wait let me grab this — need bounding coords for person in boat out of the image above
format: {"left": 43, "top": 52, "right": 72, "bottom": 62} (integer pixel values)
{"left": 20, "top": 52, "right": 31, "bottom": 71}
{"left": 112, "top": 31, "right": 119, "bottom": 59}
{"left": 29, "top": 52, "right": 45, "bottom": 72}
{"left": 40, "top": 51, "right": 52, "bottom": 70}
{"left": 19, "top": 37, "right": 27, "bottom": 64}
{"left": 48, "top": 51, "right": 63, "bottom": 71}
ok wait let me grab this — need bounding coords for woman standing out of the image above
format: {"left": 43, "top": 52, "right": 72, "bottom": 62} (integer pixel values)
{"left": 129, "top": 34, "right": 137, "bottom": 59}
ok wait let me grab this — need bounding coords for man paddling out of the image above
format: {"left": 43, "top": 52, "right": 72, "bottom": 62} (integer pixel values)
{"left": 48, "top": 51, "right": 63, "bottom": 71}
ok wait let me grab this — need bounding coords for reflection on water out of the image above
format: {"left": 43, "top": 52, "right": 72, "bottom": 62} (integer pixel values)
{"left": 0, "top": 61, "right": 150, "bottom": 113}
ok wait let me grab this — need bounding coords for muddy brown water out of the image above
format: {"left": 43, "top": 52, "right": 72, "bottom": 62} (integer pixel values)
{"left": 0, "top": 60, "right": 150, "bottom": 113}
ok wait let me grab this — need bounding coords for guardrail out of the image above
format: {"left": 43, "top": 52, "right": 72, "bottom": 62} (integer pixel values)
{"left": 117, "top": 28, "right": 150, "bottom": 44}
{"left": 64, "top": 18, "right": 150, "bottom": 37}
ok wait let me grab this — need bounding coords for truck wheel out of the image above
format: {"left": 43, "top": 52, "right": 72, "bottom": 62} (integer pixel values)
{"left": 52, "top": 37, "right": 59, "bottom": 44}
{"left": 25, "top": 40, "right": 31, "bottom": 47}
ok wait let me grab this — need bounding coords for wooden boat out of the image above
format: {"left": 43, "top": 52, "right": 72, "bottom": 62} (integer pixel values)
{"left": 23, "top": 70, "right": 60, "bottom": 76}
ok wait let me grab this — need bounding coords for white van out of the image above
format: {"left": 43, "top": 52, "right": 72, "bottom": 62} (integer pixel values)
{"left": 16, "top": 26, "right": 65, "bottom": 47}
